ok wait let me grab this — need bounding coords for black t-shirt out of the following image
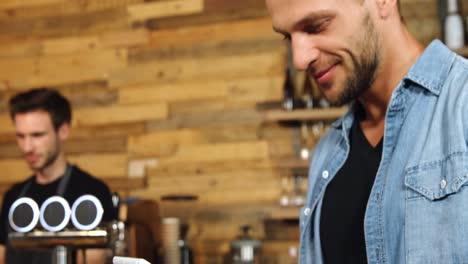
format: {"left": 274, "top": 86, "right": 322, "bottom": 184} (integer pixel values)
{"left": 320, "top": 111, "right": 383, "bottom": 264}
{"left": 0, "top": 165, "right": 116, "bottom": 264}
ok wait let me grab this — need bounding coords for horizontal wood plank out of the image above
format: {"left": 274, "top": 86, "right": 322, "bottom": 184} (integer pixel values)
{"left": 159, "top": 141, "right": 270, "bottom": 164}
{"left": 146, "top": 0, "right": 268, "bottom": 30}
{"left": 64, "top": 136, "right": 128, "bottom": 155}
{"left": 0, "top": 177, "right": 146, "bottom": 195}
{"left": 0, "top": 115, "right": 14, "bottom": 134}
{"left": 197, "top": 123, "right": 261, "bottom": 143}
{"left": 0, "top": 29, "right": 148, "bottom": 58}
{"left": 0, "top": 8, "right": 131, "bottom": 42}
{"left": 99, "top": 28, "right": 149, "bottom": 48}
{"left": 0, "top": 0, "right": 142, "bottom": 20}
{"left": 57, "top": 82, "right": 118, "bottom": 108}
{"left": 0, "top": 49, "right": 127, "bottom": 90}
{"left": 74, "top": 103, "right": 168, "bottom": 127}
{"left": 0, "top": 141, "right": 20, "bottom": 159}
{"left": 0, "top": 159, "right": 30, "bottom": 183}
{"left": 0, "top": 41, "right": 41, "bottom": 58}
{"left": 118, "top": 76, "right": 282, "bottom": 105}
{"left": 128, "top": 129, "right": 204, "bottom": 157}
{"left": 127, "top": 0, "right": 203, "bottom": 22}
{"left": 262, "top": 107, "right": 348, "bottom": 122}
{"left": 109, "top": 49, "right": 286, "bottom": 87}
{"left": 42, "top": 36, "right": 100, "bottom": 55}
{"left": 0, "top": 136, "right": 128, "bottom": 159}
{"left": 104, "top": 177, "right": 147, "bottom": 192}
{"left": 0, "top": 0, "right": 64, "bottom": 10}
{"left": 118, "top": 80, "right": 227, "bottom": 105}
{"left": 68, "top": 154, "right": 128, "bottom": 178}
{"left": 149, "top": 159, "right": 274, "bottom": 178}
{"left": 146, "top": 108, "right": 264, "bottom": 131}
{"left": 149, "top": 17, "right": 280, "bottom": 49}
{"left": 0, "top": 29, "right": 149, "bottom": 59}
{"left": 132, "top": 186, "right": 280, "bottom": 205}
{"left": 69, "top": 122, "right": 146, "bottom": 140}
{"left": 0, "top": 153, "right": 128, "bottom": 182}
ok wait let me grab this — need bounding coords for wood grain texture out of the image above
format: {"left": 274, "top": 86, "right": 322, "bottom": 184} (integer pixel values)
{"left": 0, "top": 49, "right": 127, "bottom": 90}
{"left": 128, "top": 129, "right": 205, "bottom": 157}
{"left": 69, "top": 122, "right": 146, "bottom": 139}
{"left": 149, "top": 17, "right": 280, "bottom": 49}
{"left": 146, "top": 0, "right": 268, "bottom": 30}
{"left": 158, "top": 141, "right": 270, "bottom": 164}
{"left": 0, "top": 159, "right": 30, "bottom": 183}
{"left": 109, "top": 49, "right": 285, "bottom": 87}
{"left": 73, "top": 103, "right": 168, "bottom": 127}
{"left": 0, "top": 8, "right": 131, "bottom": 41}
{"left": 0, "top": 0, "right": 64, "bottom": 10}
{"left": 0, "top": 29, "right": 148, "bottom": 58}
{"left": 68, "top": 154, "right": 128, "bottom": 178}
{"left": 0, "top": 0, "right": 142, "bottom": 20}
{"left": 118, "top": 76, "right": 283, "bottom": 105}
{"left": 127, "top": 0, "right": 203, "bottom": 22}
{"left": 0, "top": 115, "right": 14, "bottom": 134}
{"left": 0, "top": 153, "right": 128, "bottom": 182}
{"left": 146, "top": 108, "right": 264, "bottom": 131}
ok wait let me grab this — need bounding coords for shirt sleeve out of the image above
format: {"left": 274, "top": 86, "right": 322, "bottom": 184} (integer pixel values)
{"left": 96, "top": 183, "right": 117, "bottom": 222}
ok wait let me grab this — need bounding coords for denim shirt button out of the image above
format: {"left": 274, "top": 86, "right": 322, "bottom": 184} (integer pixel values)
{"left": 440, "top": 179, "right": 447, "bottom": 189}
{"left": 304, "top": 207, "right": 311, "bottom": 216}
{"left": 322, "top": 170, "right": 329, "bottom": 179}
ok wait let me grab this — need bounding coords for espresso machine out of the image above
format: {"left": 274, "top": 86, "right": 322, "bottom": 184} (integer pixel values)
{"left": 8, "top": 193, "right": 126, "bottom": 264}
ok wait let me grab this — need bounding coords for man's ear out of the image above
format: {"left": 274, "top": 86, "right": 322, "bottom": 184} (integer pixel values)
{"left": 375, "top": 0, "right": 398, "bottom": 19}
{"left": 58, "top": 123, "right": 70, "bottom": 141}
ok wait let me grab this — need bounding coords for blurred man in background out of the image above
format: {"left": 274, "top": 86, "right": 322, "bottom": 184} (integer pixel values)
{"left": 0, "top": 88, "right": 116, "bottom": 264}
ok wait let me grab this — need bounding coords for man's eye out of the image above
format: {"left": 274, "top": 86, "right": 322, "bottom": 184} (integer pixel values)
{"left": 304, "top": 20, "right": 330, "bottom": 34}
{"left": 304, "top": 24, "right": 322, "bottom": 34}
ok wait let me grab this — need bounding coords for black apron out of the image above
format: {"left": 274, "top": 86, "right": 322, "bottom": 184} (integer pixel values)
{"left": 6, "top": 164, "right": 73, "bottom": 264}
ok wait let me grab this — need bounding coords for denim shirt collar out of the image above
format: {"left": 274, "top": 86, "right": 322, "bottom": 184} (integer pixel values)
{"left": 404, "top": 39, "right": 456, "bottom": 96}
{"left": 331, "top": 39, "right": 456, "bottom": 130}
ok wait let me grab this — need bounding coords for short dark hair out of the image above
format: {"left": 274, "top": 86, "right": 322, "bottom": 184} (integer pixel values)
{"left": 9, "top": 88, "right": 72, "bottom": 130}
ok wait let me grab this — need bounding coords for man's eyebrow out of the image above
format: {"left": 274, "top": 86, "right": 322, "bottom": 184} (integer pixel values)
{"left": 296, "top": 11, "right": 336, "bottom": 26}
{"left": 272, "top": 10, "right": 336, "bottom": 34}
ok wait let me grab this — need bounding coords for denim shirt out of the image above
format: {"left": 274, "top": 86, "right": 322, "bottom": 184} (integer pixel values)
{"left": 299, "top": 40, "right": 468, "bottom": 264}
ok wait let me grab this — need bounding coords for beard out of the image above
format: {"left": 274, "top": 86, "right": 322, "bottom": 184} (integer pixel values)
{"left": 40, "top": 148, "right": 60, "bottom": 171}
{"left": 324, "top": 12, "right": 381, "bottom": 107}
{"left": 29, "top": 139, "right": 60, "bottom": 172}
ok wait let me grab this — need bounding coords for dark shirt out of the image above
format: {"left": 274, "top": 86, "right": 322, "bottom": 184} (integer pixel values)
{"left": 320, "top": 111, "right": 383, "bottom": 264}
{"left": 0, "top": 165, "right": 116, "bottom": 264}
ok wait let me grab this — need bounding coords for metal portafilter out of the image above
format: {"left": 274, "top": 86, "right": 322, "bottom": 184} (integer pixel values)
{"left": 71, "top": 194, "right": 104, "bottom": 231}
{"left": 9, "top": 194, "right": 108, "bottom": 246}
{"left": 7, "top": 194, "right": 122, "bottom": 264}
{"left": 40, "top": 196, "right": 71, "bottom": 232}
{"left": 8, "top": 197, "right": 40, "bottom": 233}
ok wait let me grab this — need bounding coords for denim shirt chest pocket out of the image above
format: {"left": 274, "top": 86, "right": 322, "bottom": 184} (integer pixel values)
{"left": 404, "top": 152, "right": 468, "bottom": 264}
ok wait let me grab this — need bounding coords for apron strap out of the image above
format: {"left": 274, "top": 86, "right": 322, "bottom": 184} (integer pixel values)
{"left": 18, "top": 164, "right": 73, "bottom": 197}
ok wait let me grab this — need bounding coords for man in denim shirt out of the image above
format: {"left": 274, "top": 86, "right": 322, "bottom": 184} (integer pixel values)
{"left": 266, "top": 0, "right": 468, "bottom": 263}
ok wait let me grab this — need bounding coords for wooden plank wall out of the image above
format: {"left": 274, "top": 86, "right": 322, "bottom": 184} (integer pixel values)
{"left": 0, "top": 0, "right": 456, "bottom": 262}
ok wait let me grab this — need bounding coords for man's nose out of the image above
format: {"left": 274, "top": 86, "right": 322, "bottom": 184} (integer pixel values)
{"left": 291, "top": 34, "right": 320, "bottom": 72}
{"left": 20, "top": 137, "right": 34, "bottom": 153}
